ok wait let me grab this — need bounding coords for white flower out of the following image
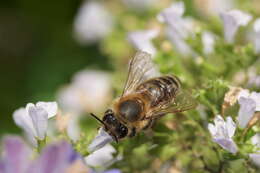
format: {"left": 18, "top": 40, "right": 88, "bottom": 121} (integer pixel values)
{"left": 158, "top": 2, "right": 194, "bottom": 56}
{"left": 253, "top": 18, "right": 260, "bottom": 54}
{"left": 13, "top": 102, "right": 57, "bottom": 145}
{"left": 249, "top": 153, "right": 260, "bottom": 168}
{"left": 57, "top": 70, "right": 112, "bottom": 114}
{"left": 85, "top": 144, "right": 121, "bottom": 168}
{"left": 202, "top": 31, "right": 215, "bottom": 54}
{"left": 251, "top": 133, "right": 260, "bottom": 148}
{"left": 122, "top": 0, "right": 157, "bottom": 11}
{"left": 237, "top": 90, "right": 260, "bottom": 128}
{"left": 220, "top": 10, "right": 252, "bottom": 43}
{"left": 249, "top": 134, "right": 260, "bottom": 167}
{"left": 73, "top": 1, "right": 113, "bottom": 44}
{"left": 208, "top": 115, "right": 237, "bottom": 153}
{"left": 127, "top": 29, "right": 159, "bottom": 57}
{"left": 88, "top": 128, "right": 114, "bottom": 153}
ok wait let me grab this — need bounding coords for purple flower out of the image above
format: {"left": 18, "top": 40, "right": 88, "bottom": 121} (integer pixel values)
{"left": 0, "top": 136, "right": 90, "bottom": 173}
{"left": 220, "top": 10, "right": 252, "bottom": 43}
{"left": 208, "top": 115, "right": 237, "bottom": 153}
{"left": 127, "top": 29, "right": 159, "bottom": 57}
{"left": 237, "top": 90, "right": 260, "bottom": 128}
{"left": 0, "top": 136, "right": 32, "bottom": 173}
{"left": 73, "top": 1, "right": 114, "bottom": 44}
{"left": 253, "top": 18, "right": 260, "bottom": 54}
{"left": 158, "top": 2, "right": 195, "bottom": 56}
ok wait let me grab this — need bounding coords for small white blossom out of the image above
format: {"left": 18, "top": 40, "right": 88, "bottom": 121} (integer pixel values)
{"left": 253, "top": 18, "right": 260, "bottom": 54}
{"left": 85, "top": 144, "right": 121, "bottom": 168}
{"left": 122, "top": 0, "right": 157, "bottom": 11}
{"left": 127, "top": 29, "right": 159, "bottom": 57}
{"left": 237, "top": 90, "right": 260, "bottom": 128}
{"left": 73, "top": 1, "right": 113, "bottom": 44}
{"left": 88, "top": 128, "right": 114, "bottom": 153}
{"left": 57, "top": 70, "right": 112, "bottom": 114}
{"left": 220, "top": 10, "right": 252, "bottom": 43}
{"left": 249, "top": 134, "right": 260, "bottom": 167}
{"left": 249, "top": 153, "right": 260, "bottom": 168}
{"left": 13, "top": 102, "right": 57, "bottom": 146}
{"left": 202, "top": 31, "right": 215, "bottom": 54}
{"left": 158, "top": 2, "right": 194, "bottom": 56}
{"left": 208, "top": 115, "right": 237, "bottom": 153}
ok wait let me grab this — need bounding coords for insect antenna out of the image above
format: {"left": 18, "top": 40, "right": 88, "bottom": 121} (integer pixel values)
{"left": 90, "top": 113, "right": 106, "bottom": 126}
{"left": 90, "top": 113, "right": 119, "bottom": 142}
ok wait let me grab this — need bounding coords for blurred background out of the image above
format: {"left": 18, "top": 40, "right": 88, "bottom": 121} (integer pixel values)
{"left": 0, "top": 0, "right": 113, "bottom": 135}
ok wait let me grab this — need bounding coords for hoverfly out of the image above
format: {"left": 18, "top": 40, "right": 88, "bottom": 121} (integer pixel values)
{"left": 90, "top": 51, "right": 197, "bottom": 143}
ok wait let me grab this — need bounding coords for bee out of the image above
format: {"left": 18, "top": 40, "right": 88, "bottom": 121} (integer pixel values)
{"left": 90, "top": 51, "right": 197, "bottom": 142}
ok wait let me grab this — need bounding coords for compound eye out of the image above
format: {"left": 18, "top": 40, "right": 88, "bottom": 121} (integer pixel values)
{"left": 103, "top": 111, "right": 118, "bottom": 126}
{"left": 117, "top": 124, "right": 128, "bottom": 138}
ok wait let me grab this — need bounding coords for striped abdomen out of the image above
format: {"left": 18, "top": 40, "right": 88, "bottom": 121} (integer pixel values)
{"left": 135, "top": 76, "right": 180, "bottom": 107}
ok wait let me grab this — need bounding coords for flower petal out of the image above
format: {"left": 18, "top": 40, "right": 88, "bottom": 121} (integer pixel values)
{"left": 208, "top": 123, "right": 217, "bottom": 137}
{"left": 85, "top": 144, "right": 116, "bottom": 167}
{"left": 250, "top": 92, "right": 260, "bottom": 111}
{"left": 36, "top": 102, "right": 58, "bottom": 118}
{"left": 249, "top": 153, "right": 260, "bottom": 168}
{"left": 251, "top": 133, "right": 260, "bottom": 147}
{"left": 103, "top": 169, "right": 122, "bottom": 173}
{"left": 213, "top": 138, "right": 237, "bottom": 153}
{"left": 13, "top": 107, "right": 37, "bottom": 139}
{"left": 202, "top": 31, "right": 215, "bottom": 54}
{"left": 32, "top": 141, "right": 80, "bottom": 173}
{"left": 67, "top": 115, "right": 80, "bottom": 142}
{"left": 226, "top": 116, "right": 236, "bottom": 138}
{"left": 220, "top": 10, "right": 252, "bottom": 43}
{"left": 2, "top": 136, "right": 32, "bottom": 173}
{"left": 88, "top": 128, "right": 114, "bottom": 153}
{"left": 28, "top": 105, "right": 48, "bottom": 140}
{"left": 127, "top": 29, "right": 159, "bottom": 56}
{"left": 254, "top": 18, "right": 260, "bottom": 53}
{"left": 73, "top": 1, "right": 113, "bottom": 44}
{"left": 238, "top": 97, "right": 256, "bottom": 128}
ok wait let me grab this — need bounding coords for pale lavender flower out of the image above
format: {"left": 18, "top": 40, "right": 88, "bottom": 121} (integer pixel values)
{"left": 127, "top": 29, "right": 159, "bottom": 57}
{"left": 237, "top": 90, "right": 260, "bottom": 128}
{"left": 73, "top": 1, "right": 113, "bottom": 44}
{"left": 122, "top": 0, "right": 157, "bottom": 11}
{"left": 208, "top": 115, "right": 237, "bottom": 153}
{"left": 0, "top": 136, "right": 32, "bottom": 173}
{"left": 249, "top": 134, "right": 260, "bottom": 167}
{"left": 251, "top": 133, "right": 260, "bottom": 148}
{"left": 13, "top": 102, "right": 57, "bottom": 146}
{"left": 220, "top": 10, "right": 252, "bottom": 43}
{"left": 158, "top": 2, "right": 194, "bottom": 56}
{"left": 57, "top": 70, "right": 112, "bottom": 114}
{"left": 57, "top": 70, "right": 112, "bottom": 142}
{"left": 0, "top": 136, "right": 90, "bottom": 173}
{"left": 85, "top": 144, "right": 122, "bottom": 168}
{"left": 202, "top": 31, "right": 215, "bottom": 54}
{"left": 253, "top": 18, "right": 260, "bottom": 54}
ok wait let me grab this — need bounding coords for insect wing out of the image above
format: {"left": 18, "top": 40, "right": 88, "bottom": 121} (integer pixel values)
{"left": 147, "top": 89, "right": 197, "bottom": 119}
{"left": 161, "top": 89, "right": 197, "bottom": 114}
{"left": 122, "top": 51, "right": 159, "bottom": 96}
